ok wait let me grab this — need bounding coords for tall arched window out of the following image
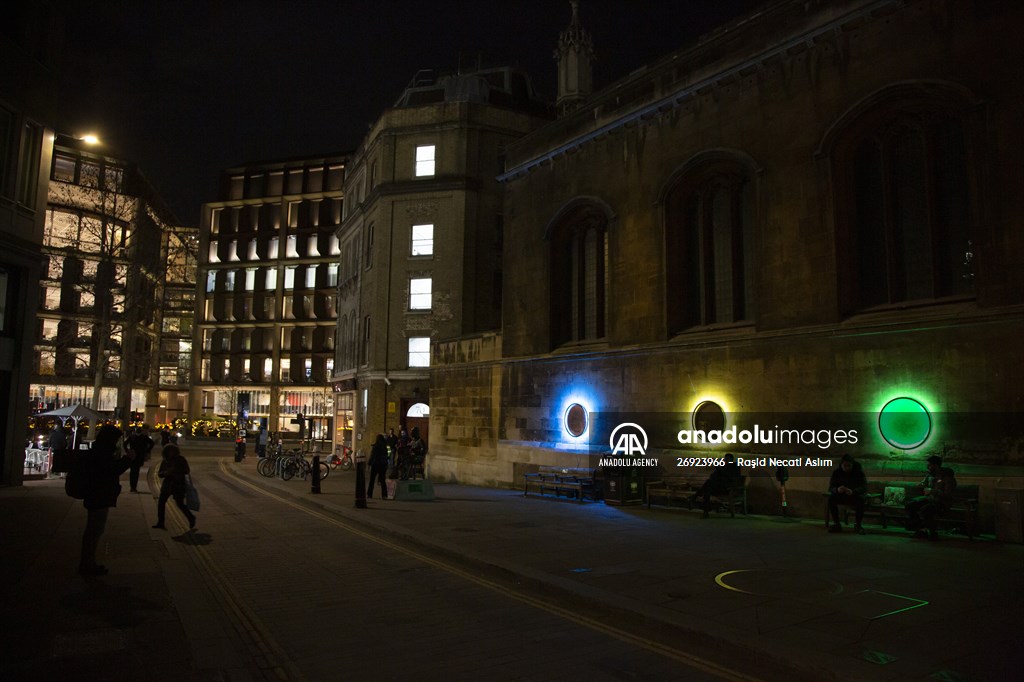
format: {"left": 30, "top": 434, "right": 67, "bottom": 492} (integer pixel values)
{"left": 548, "top": 203, "right": 609, "bottom": 347}
{"left": 665, "top": 157, "right": 755, "bottom": 333}
{"left": 830, "top": 87, "right": 975, "bottom": 312}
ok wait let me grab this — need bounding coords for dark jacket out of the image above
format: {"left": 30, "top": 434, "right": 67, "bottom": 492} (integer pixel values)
{"left": 707, "top": 461, "right": 742, "bottom": 492}
{"left": 921, "top": 467, "right": 957, "bottom": 508}
{"left": 127, "top": 433, "right": 155, "bottom": 463}
{"left": 82, "top": 441, "right": 132, "bottom": 510}
{"left": 157, "top": 453, "right": 191, "bottom": 494}
{"left": 829, "top": 460, "right": 867, "bottom": 496}
{"left": 370, "top": 440, "right": 389, "bottom": 470}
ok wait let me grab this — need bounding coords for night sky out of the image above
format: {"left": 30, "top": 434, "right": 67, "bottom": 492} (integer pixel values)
{"left": 55, "top": 1, "right": 753, "bottom": 224}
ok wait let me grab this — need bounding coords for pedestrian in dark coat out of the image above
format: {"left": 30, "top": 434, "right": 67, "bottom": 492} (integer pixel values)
{"left": 367, "top": 434, "right": 389, "bottom": 499}
{"left": 125, "top": 428, "right": 155, "bottom": 493}
{"left": 49, "top": 421, "right": 71, "bottom": 473}
{"left": 79, "top": 424, "right": 134, "bottom": 576}
{"left": 152, "top": 444, "right": 196, "bottom": 530}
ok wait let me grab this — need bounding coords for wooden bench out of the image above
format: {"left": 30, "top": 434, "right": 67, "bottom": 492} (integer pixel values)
{"left": 646, "top": 473, "right": 748, "bottom": 517}
{"left": 523, "top": 468, "right": 598, "bottom": 503}
{"left": 825, "top": 480, "right": 979, "bottom": 540}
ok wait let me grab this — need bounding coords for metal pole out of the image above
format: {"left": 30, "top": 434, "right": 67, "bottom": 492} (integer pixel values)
{"left": 354, "top": 449, "right": 367, "bottom": 508}
{"left": 311, "top": 455, "right": 321, "bottom": 494}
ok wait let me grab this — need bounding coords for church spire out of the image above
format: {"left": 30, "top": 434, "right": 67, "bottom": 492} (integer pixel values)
{"left": 555, "top": 0, "right": 595, "bottom": 116}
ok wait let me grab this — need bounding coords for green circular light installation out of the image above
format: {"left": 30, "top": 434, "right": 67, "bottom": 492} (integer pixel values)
{"left": 878, "top": 397, "right": 931, "bottom": 450}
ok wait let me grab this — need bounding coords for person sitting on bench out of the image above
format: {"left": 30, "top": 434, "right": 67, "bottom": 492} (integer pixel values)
{"left": 828, "top": 454, "right": 867, "bottom": 534}
{"left": 905, "top": 455, "right": 957, "bottom": 541}
{"left": 694, "top": 453, "right": 742, "bottom": 518}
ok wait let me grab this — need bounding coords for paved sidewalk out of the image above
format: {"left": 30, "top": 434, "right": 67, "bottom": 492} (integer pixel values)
{"left": 0, "top": 472, "right": 270, "bottom": 682}
{"left": 229, "top": 457, "right": 1023, "bottom": 682}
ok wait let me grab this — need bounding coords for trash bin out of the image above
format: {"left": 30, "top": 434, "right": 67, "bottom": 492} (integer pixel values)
{"left": 995, "top": 488, "right": 1024, "bottom": 544}
{"left": 602, "top": 466, "right": 643, "bottom": 506}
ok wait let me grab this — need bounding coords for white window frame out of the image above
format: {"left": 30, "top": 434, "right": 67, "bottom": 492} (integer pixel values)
{"left": 415, "top": 145, "right": 435, "bottom": 177}
{"left": 408, "top": 337, "right": 430, "bottom": 367}
{"left": 409, "top": 277, "right": 432, "bottom": 310}
{"left": 411, "top": 224, "right": 433, "bottom": 256}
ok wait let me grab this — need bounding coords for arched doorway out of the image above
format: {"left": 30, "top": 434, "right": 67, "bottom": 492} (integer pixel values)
{"left": 403, "top": 401, "right": 429, "bottom": 446}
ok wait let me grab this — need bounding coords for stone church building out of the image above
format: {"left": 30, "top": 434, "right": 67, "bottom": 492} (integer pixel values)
{"left": 428, "top": 0, "right": 1024, "bottom": 521}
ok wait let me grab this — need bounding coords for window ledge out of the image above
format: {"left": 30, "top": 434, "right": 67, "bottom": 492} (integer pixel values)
{"left": 670, "top": 321, "right": 755, "bottom": 341}
{"left": 842, "top": 295, "right": 976, "bottom": 324}
{"left": 551, "top": 339, "right": 610, "bottom": 355}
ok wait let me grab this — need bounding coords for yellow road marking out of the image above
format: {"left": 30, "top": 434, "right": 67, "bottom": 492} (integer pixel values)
{"left": 224, "top": 460, "right": 761, "bottom": 682}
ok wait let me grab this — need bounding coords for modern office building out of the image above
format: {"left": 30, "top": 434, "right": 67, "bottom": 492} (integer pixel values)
{"left": 0, "top": 2, "right": 60, "bottom": 484}
{"left": 30, "top": 136, "right": 178, "bottom": 425}
{"left": 191, "top": 156, "right": 345, "bottom": 441}
{"left": 333, "top": 65, "right": 550, "bottom": 453}
{"left": 429, "top": 0, "right": 1024, "bottom": 522}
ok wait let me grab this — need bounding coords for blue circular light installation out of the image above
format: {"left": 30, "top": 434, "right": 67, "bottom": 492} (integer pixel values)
{"left": 564, "top": 403, "right": 588, "bottom": 438}
{"left": 878, "top": 397, "right": 931, "bottom": 450}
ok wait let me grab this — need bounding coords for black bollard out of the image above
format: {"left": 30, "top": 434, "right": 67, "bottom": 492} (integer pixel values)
{"left": 354, "top": 457, "right": 367, "bottom": 509}
{"left": 311, "top": 455, "right": 321, "bottom": 494}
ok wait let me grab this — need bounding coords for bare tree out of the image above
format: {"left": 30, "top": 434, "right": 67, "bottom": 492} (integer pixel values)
{"left": 43, "top": 156, "right": 175, "bottom": 437}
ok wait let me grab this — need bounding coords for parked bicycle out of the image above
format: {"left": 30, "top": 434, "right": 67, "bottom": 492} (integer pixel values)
{"left": 327, "top": 444, "right": 353, "bottom": 471}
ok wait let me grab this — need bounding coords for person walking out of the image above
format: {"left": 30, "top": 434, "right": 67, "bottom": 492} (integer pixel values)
{"left": 152, "top": 443, "right": 196, "bottom": 530}
{"left": 78, "top": 424, "right": 135, "bottom": 576}
{"left": 367, "top": 434, "right": 389, "bottom": 499}
{"left": 125, "top": 427, "right": 155, "bottom": 493}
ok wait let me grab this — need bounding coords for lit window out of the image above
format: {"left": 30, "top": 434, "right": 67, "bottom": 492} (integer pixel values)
{"left": 265, "top": 267, "right": 278, "bottom": 290}
{"left": 305, "top": 265, "right": 316, "bottom": 289}
{"left": 206, "top": 271, "right": 216, "bottom": 293}
{"left": 229, "top": 240, "right": 239, "bottom": 261}
{"left": 245, "top": 268, "right": 256, "bottom": 291}
{"left": 269, "top": 238, "right": 279, "bottom": 259}
{"left": 329, "top": 234, "right": 340, "bottom": 256}
{"left": 248, "top": 239, "right": 258, "bottom": 260}
{"left": 224, "top": 270, "right": 235, "bottom": 291}
{"left": 415, "top": 145, "right": 435, "bottom": 177}
{"left": 308, "top": 235, "right": 320, "bottom": 257}
{"left": 286, "top": 235, "right": 299, "bottom": 258}
{"left": 411, "top": 224, "right": 433, "bottom": 256}
{"left": 280, "top": 358, "right": 291, "bottom": 382}
{"left": 409, "top": 278, "right": 432, "bottom": 310}
{"left": 284, "top": 266, "right": 296, "bottom": 290}
{"left": 327, "top": 263, "right": 338, "bottom": 287}
{"left": 208, "top": 241, "right": 220, "bottom": 263}
{"left": 53, "top": 154, "right": 76, "bottom": 182}
{"left": 408, "top": 337, "right": 430, "bottom": 367}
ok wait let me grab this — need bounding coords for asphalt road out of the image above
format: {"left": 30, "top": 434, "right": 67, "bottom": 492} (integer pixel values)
{"left": 168, "top": 453, "right": 755, "bottom": 681}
